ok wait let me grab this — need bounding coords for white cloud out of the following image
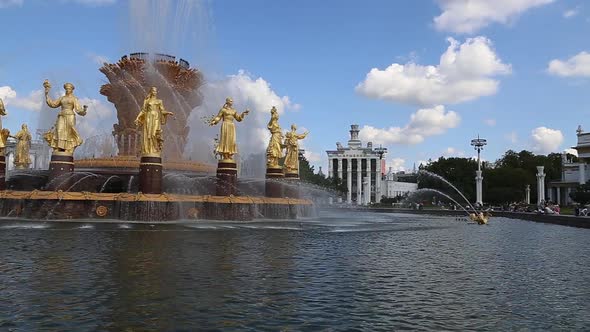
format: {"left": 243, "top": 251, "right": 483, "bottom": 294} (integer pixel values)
{"left": 0, "top": 0, "right": 23, "bottom": 8}
{"left": 356, "top": 37, "right": 510, "bottom": 106}
{"left": 484, "top": 118, "right": 496, "bottom": 127}
{"left": 530, "top": 126, "right": 563, "bottom": 154}
{"left": 188, "top": 70, "right": 299, "bottom": 160}
{"left": 563, "top": 8, "right": 579, "bottom": 18}
{"left": 359, "top": 105, "right": 460, "bottom": 145}
{"left": 547, "top": 51, "right": 590, "bottom": 77}
{"left": 75, "top": 97, "right": 117, "bottom": 138}
{"left": 442, "top": 147, "right": 466, "bottom": 157}
{"left": 434, "top": 0, "right": 554, "bottom": 34}
{"left": 389, "top": 158, "right": 406, "bottom": 172}
{"left": 564, "top": 148, "right": 578, "bottom": 157}
{"left": 304, "top": 150, "right": 322, "bottom": 163}
{"left": 0, "top": 86, "right": 44, "bottom": 111}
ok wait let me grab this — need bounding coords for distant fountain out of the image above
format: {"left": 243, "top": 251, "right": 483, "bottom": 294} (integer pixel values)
{"left": 418, "top": 170, "right": 477, "bottom": 213}
{"left": 406, "top": 188, "right": 471, "bottom": 216}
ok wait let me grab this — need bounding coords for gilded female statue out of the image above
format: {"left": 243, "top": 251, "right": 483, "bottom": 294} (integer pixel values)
{"left": 135, "top": 87, "right": 174, "bottom": 157}
{"left": 12, "top": 124, "right": 32, "bottom": 169}
{"left": 43, "top": 80, "right": 87, "bottom": 154}
{"left": 283, "top": 124, "right": 308, "bottom": 174}
{"left": 266, "top": 106, "right": 284, "bottom": 168}
{"left": 0, "top": 98, "right": 6, "bottom": 153}
{"left": 209, "top": 97, "right": 249, "bottom": 161}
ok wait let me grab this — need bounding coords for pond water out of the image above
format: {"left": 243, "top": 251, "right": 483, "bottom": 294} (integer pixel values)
{"left": 1, "top": 211, "right": 589, "bottom": 331}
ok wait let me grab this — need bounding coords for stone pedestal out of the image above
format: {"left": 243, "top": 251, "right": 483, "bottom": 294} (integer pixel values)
{"left": 216, "top": 160, "right": 237, "bottom": 196}
{"left": 0, "top": 155, "right": 6, "bottom": 190}
{"left": 265, "top": 166, "right": 284, "bottom": 198}
{"left": 284, "top": 172, "right": 300, "bottom": 198}
{"left": 139, "top": 156, "right": 162, "bottom": 194}
{"left": 47, "top": 153, "right": 74, "bottom": 190}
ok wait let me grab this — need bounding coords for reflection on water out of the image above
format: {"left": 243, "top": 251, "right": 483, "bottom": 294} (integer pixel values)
{"left": 1, "top": 212, "right": 589, "bottom": 330}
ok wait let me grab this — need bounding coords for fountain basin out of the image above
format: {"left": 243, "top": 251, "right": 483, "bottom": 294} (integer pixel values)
{"left": 0, "top": 191, "right": 314, "bottom": 221}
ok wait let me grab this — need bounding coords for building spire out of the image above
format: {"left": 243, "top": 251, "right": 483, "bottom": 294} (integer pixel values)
{"left": 348, "top": 124, "right": 361, "bottom": 149}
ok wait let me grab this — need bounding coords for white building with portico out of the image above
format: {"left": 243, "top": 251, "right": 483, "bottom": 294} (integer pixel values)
{"left": 547, "top": 125, "right": 590, "bottom": 205}
{"left": 326, "top": 125, "right": 386, "bottom": 205}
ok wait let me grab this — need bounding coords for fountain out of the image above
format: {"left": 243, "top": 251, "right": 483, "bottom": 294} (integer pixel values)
{"left": 407, "top": 171, "right": 490, "bottom": 224}
{"left": 0, "top": 67, "right": 315, "bottom": 221}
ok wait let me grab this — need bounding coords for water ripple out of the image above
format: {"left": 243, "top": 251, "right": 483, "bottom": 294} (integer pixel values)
{"left": 0, "top": 213, "right": 589, "bottom": 330}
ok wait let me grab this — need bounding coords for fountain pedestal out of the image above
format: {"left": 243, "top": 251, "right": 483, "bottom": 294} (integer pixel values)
{"left": 284, "top": 172, "right": 300, "bottom": 198}
{"left": 265, "top": 166, "right": 284, "bottom": 198}
{"left": 0, "top": 155, "right": 6, "bottom": 190}
{"left": 47, "top": 152, "right": 74, "bottom": 190}
{"left": 138, "top": 156, "right": 162, "bottom": 194}
{"left": 216, "top": 160, "right": 237, "bottom": 196}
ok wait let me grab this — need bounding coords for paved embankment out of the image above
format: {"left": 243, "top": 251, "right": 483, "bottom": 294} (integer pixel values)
{"left": 323, "top": 207, "right": 590, "bottom": 229}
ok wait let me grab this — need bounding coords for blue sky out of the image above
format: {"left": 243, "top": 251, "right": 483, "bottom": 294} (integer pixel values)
{"left": 1, "top": 0, "right": 589, "bottom": 172}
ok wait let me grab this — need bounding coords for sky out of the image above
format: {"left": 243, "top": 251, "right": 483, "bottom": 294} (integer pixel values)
{"left": 0, "top": 0, "right": 589, "bottom": 173}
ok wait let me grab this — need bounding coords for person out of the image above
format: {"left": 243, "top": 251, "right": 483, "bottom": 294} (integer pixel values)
{"left": 12, "top": 124, "right": 32, "bottom": 168}
{"left": 43, "top": 80, "right": 88, "bottom": 154}
{"left": 283, "top": 124, "right": 308, "bottom": 174}
{"left": 265, "top": 106, "right": 283, "bottom": 168}
{"left": 209, "top": 97, "right": 249, "bottom": 161}
{"left": 134, "top": 87, "right": 173, "bottom": 156}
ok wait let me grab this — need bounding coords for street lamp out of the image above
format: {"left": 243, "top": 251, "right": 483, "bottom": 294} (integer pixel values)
{"left": 373, "top": 145, "right": 387, "bottom": 205}
{"left": 471, "top": 135, "right": 487, "bottom": 206}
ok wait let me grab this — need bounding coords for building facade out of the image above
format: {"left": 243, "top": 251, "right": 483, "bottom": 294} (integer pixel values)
{"left": 326, "top": 125, "right": 386, "bottom": 204}
{"left": 547, "top": 125, "right": 590, "bottom": 205}
{"left": 382, "top": 168, "right": 418, "bottom": 198}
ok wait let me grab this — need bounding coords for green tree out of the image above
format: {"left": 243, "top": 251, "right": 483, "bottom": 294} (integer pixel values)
{"left": 570, "top": 180, "right": 590, "bottom": 206}
{"left": 298, "top": 154, "right": 347, "bottom": 195}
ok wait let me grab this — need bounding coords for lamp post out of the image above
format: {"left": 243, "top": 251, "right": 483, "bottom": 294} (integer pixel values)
{"left": 471, "top": 135, "right": 487, "bottom": 206}
{"left": 374, "top": 145, "right": 387, "bottom": 203}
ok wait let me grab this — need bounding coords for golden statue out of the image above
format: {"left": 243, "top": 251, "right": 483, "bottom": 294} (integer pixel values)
{"left": 209, "top": 97, "right": 249, "bottom": 161}
{"left": 266, "top": 106, "right": 284, "bottom": 168}
{"left": 12, "top": 124, "right": 32, "bottom": 169}
{"left": 0, "top": 98, "right": 7, "bottom": 153}
{"left": 0, "top": 128, "right": 9, "bottom": 155}
{"left": 135, "top": 87, "right": 174, "bottom": 157}
{"left": 283, "top": 124, "right": 308, "bottom": 174}
{"left": 43, "top": 80, "right": 87, "bottom": 155}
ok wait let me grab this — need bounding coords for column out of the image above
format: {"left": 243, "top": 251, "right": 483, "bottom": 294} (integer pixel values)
{"left": 556, "top": 187, "right": 561, "bottom": 205}
{"left": 357, "top": 158, "right": 362, "bottom": 205}
{"left": 475, "top": 170, "right": 483, "bottom": 206}
{"left": 363, "top": 176, "right": 370, "bottom": 205}
{"left": 579, "top": 163, "right": 586, "bottom": 184}
{"left": 525, "top": 185, "right": 530, "bottom": 204}
{"left": 536, "top": 166, "right": 545, "bottom": 204}
{"left": 328, "top": 158, "right": 333, "bottom": 178}
{"left": 376, "top": 159, "right": 381, "bottom": 201}
{"left": 337, "top": 158, "right": 343, "bottom": 180}
{"left": 346, "top": 158, "right": 352, "bottom": 204}
{"left": 366, "top": 158, "right": 371, "bottom": 203}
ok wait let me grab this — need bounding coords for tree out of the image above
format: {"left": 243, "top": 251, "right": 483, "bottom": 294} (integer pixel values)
{"left": 298, "top": 154, "right": 347, "bottom": 195}
{"left": 570, "top": 180, "right": 590, "bottom": 206}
